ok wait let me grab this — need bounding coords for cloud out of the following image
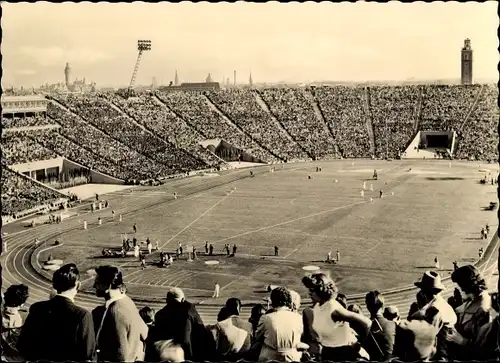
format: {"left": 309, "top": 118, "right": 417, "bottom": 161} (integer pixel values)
{"left": 18, "top": 46, "right": 113, "bottom": 66}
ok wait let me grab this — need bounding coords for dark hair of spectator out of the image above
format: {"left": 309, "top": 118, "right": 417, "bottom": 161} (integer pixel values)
{"left": 139, "top": 306, "right": 155, "bottom": 325}
{"left": 347, "top": 304, "right": 363, "bottom": 315}
{"left": 302, "top": 273, "right": 339, "bottom": 302}
{"left": 451, "top": 265, "right": 487, "bottom": 296}
{"left": 225, "top": 297, "right": 242, "bottom": 316}
{"left": 95, "top": 265, "right": 126, "bottom": 291}
{"left": 270, "top": 286, "right": 292, "bottom": 309}
{"left": 4, "top": 284, "right": 29, "bottom": 308}
{"left": 249, "top": 304, "right": 266, "bottom": 325}
{"left": 491, "top": 292, "right": 500, "bottom": 313}
{"left": 383, "top": 306, "right": 400, "bottom": 321}
{"left": 336, "top": 294, "right": 348, "bottom": 309}
{"left": 365, "top": 290, "right": 385, "bottom": 314}
{"left": 217, "top": 307, "right": 230, "bottom": 322}
{"left": 52, "top": 263, "right": 80, "bottom": 294}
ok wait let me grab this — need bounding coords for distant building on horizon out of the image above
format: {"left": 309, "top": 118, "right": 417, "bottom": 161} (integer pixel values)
{"left": 461, "top": 38, "right": 473, "bottom": 85}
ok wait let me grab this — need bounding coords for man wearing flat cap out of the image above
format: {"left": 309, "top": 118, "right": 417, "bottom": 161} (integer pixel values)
{"left": 409, "top": 271, "right": 457, "bottom": 360}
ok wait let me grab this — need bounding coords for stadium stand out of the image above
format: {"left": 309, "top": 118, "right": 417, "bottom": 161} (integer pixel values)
{"left": 1, "top": 84, "right": 497, "bottom": 220}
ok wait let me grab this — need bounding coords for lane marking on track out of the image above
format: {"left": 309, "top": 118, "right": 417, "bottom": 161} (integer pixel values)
{"left": 158, "top": 192, "right": 231, "bottom": 251}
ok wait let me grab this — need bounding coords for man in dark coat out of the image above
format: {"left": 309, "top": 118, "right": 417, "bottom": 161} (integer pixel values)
{"left": 364, "top": 290, "right": 396, "bottom": 361}
{"left": 153, "top": 287, "right": 215, "bottom": 361}
{"left": 17, "top": 263, "right": 96, "bottom": 361}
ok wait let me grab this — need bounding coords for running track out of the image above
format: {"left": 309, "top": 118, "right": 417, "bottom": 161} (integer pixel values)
{"left": 2, "top": 166, "right": 499, "bottom": 324}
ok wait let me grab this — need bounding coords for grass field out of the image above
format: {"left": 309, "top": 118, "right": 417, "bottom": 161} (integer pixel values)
{"left": 38, "top": 160, "right": 498, "bottom": 304}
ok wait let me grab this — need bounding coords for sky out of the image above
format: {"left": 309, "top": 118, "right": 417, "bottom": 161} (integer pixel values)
{"left": 2, "top": 1, "right": 498, "bottom": 88}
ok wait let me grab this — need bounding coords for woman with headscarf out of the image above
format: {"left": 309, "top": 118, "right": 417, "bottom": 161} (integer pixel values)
{"left": 251, "top": 287, "right": 303, "bottom": 362}
{"left": 445, "top": 265, "right": 493, "bottom": 360}
{"left": 302, "top": 273, "right": 372, "bottom": 361}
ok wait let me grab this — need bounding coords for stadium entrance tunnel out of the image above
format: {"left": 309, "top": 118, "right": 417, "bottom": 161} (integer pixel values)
{"left": 404, "top": 131, "right": 455, "bottom": 159}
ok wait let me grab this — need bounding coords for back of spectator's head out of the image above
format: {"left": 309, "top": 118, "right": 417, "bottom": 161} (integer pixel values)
{"left": 139, "top": 306, "right": 155, "bottom": 325}
{"left": 383, "top": 306, "right": 400, "bottom": 322}
{"left": 217, "top": 306, "right": 230, "bottom": 322}
{"left": 290, "top": 290, "right": 301, "bottom": 311}
{"left": 53, "top": 263, "right": 80, "bottom": 294}
{"left": 270, "top": 286, "right": 292, "bottom": 309}
{"left": 348, "top": 304, "right": 363, "bottom": 315}
{"left": 249, "top": 304, "right": 266, "bottom": 327}
{"left": 302, "top": 273, "right": 339, "bottom": 303}
{"left": 365, "top": 290, "right": 385, "bottom": 315}
{"left": 336, "top": 294, "right": 347, "bottom": 309}
{"left": 94, "top": 265, "right": 125, "bottom": 297}
{"left": 451, "top": 264, "right": 487, "bottom": 297}
{"left": 225, "top": 298, "right": 242, "bottom": 316}
{"left": 4, "top": 284, "right": 29, "bottom": 308}
{"left": 166, "top": 287, "right": 185, "bottom": 304}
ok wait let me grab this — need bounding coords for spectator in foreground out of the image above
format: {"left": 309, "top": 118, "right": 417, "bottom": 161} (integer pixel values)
{"left": 2, "top": 284, "right": 28, "bottom": 330}
{"left": 384, "top": 306, "right": 401, "bottom": 324}
{"left": 394, "top": 306, "right": 444, "bottom": 361}
{"left": 348, "top": 303, "right": 364, "bottom": 315}
{"left": 410, "top": 271, "right": 457, "bottom": 361}
{"left": 154, "top": 287, "right": 215, "bottom": 361}
{"left": 364, "top": 290, "right": 396, "bottom": 361}
{"left": 302, "top": 273, "right": 371, "bottom": 361}
{"left": 92, "top": 265, "right": 148, "bottom": 362}
{"left": 17, "top": 264, "right": 96, "bottom": 362}
{"left": 475, "top": 292, "right": 500, "bottom": 360}
{"left": 210, "top": 298, "right": 252, "bottom": 361}
{"left": 139, "top": 306, "right": 158, "bottom": 362}
{"left": 446, "top": 265, "right": 493, "bottom": 360}
{"left": 249, "top": 304, "right": 266, "bottom": 342}
{"left": 1, "top": 284, "right": 29, "bottom": 361}
{"left": 289, "top": 290, "right": 301, "bottom": 312}
{"left": 252, "top": 286, "right": 303, "bottom": 362}
{"left": 336, "top": 293, "right": 348, "bottom": 309}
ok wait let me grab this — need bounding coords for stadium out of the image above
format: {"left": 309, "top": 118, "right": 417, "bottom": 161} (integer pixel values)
{"left": 1, "top": 3, "right": 499, "bottom": 361}
{"left": 2, "top": 80, "right": 499, "bottom": 321}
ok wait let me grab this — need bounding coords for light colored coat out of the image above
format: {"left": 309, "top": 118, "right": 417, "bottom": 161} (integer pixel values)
{"left": 94, "top": 295, "right": 148, "bottom": 362}
{"left": 255, "top": 307, "right": 303, "bottom": 362}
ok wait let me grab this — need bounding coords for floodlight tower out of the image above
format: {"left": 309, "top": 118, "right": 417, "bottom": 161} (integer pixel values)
{"left": 128, "top": 40, "right": 152, "bottom": 92}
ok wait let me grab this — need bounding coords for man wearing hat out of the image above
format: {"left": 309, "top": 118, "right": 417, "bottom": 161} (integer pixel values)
{"left": 410, "top": 271, "right": 457, "bottom": 361}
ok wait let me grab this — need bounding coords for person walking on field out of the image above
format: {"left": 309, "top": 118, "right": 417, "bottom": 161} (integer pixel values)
{"left": 434, "top": 256, "right": 440, "bottom": 270}
{"left": 213, "top": 283, "right": 220, "bottom": 298}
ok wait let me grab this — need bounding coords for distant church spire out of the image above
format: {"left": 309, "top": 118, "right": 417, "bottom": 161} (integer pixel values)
{"left": 249, "top": 71, "right": 253, "bottom": 86}
{"left": 175, "top": 70, "right": 179, "bottom": 86}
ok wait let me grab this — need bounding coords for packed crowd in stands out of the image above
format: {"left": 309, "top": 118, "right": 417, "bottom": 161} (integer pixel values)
{"left": 1, "top": 167, "right": 64, "bottom": 218}
{"left": 207, "top": 89, "right": 308, "bottom": 161}
{"left": 2, "top": 114, "right": 53, "bottom": 129}
{"left": 313, "top": 86, "right": 373, "bottom": 158}
{"left": 369, "top": 86, "right": 420, "bottom": 159}
{"left": 47, "top": 102, "right": 174, "bottom": 180}
{"left": 1, "top": 132, "right": 58, "bottom": 165}
{"left": 455, "top": 84, "right": 499, "bottom": 162}
{"left": 1, "top": 84, "right": 497, "bottom": 219}
{"left": 260, "top": 88, "right": 337, "bottom": 159}
{"left": 3, "top": 263, "right": 500, "bottom": 362}
{"left": 107, "top": 93, "right": 222, "bottom": 167}
{"left": 156, "top": 91, "right": 276, "bottom": 163}
{"left": 52, "top": 94, "right": 205, "bottom": 173}
{"left": 420, "top": 84, "right": 481, "bottom": 132}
